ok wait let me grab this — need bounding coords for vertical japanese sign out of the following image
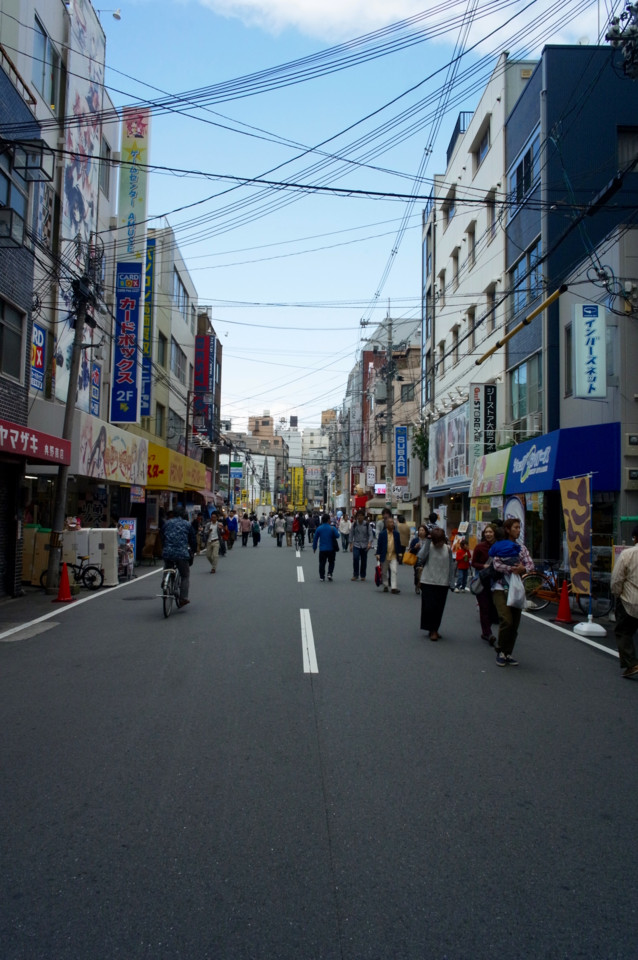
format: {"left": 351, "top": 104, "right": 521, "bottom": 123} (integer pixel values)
{"left": 117, "top": 107, "right": 150, "bottom": 262}
{"left": 31, "top": 323, "right": 45, "bottom": 391}
{"left": 292, "top": 467, "right": 304, "bottom": 508}
{"left": 194, "top": 334, "right": 216, "bottom": 439}
{"left": 395, "top": 426, "right": 408, "bottom": 481}
{"left": 558, "top": 474, "right": 591, "bottom": 594}
{"left": 470, "top": 383, "right": 498, "bottom": 463}
{"left": 90, "top": 363, "right": 100, "bottom": 417}
{"left": 110, "top": 264, "right": 142, "bottom": 423}
{"left": 573, "top": 304, "right": 607, "bottom": 398}
{"left": 141, "top": 238, "right": 155, "bottom": 416}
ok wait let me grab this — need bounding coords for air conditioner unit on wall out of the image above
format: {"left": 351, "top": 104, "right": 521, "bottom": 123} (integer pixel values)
{"left": 526, "top": 413, "right": 541, "bottom": 435}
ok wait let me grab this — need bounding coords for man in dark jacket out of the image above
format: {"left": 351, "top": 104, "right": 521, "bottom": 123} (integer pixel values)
{"left": 162, "top": 510, "right": 197, "bottom": 607}
{"left": 312, "top": 514, "right": 340, "bottom": 582}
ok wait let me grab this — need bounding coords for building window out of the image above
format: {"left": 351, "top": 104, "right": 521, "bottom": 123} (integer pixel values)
{"left": 438, "top": 340, "right": 445, "bottom": 376}
{"left": 190, "top": 303, "right": 196, "bottom": 333}
{"left": 452, "top": 248, "right": 460, "bottom": 291}
{"left": 452, "top": 326, "right": 460, "bottom": 366}
{"left": 618, "top": 126, "right": 638, "bottom": 167}
{"left": 508, "top": 132, "right": 541, "bottom": 216}
{"left": 509, "top": 240, "right": 542, "bottom": 320}
{"left": 168, "top": 409, "right": 185, "bottom": 446}
{"left": 467, "top": 305, "right": 476, "bottom": 352}
{"left": 155, "top": 402, "right": 165, "bottom": 439}
{"left": 0, "top": 299, "right": 23, "bottom": 380}
{"left": 473, "top": 124, "right": 490, "bottom": 172}
{"left": 438, "top": 269, "right": 446, "bottom": 307}
{"left": 99, "top": 138, "right": 111, "bottom": 198}
{"left": 510, "top": 353, "right": 542, "bottom": 422}
{"left": 170, "top": 337, "right": 186, "bottom": 384}
{"left": 442, "top": 187, "right": 456, "bottom": 230}
{"left": 188, "top": 362, "right": 194, "bottom": 390}
{"left": 564, "top": 323, "right": 572, "bottom": 396}
{"left": 466, "top": 223, "right": 476, "bottom": 269}
{"left": 32, "top": 17, "right": 62, "bottom": 114}
{"left": 157, "top": 332, "right": 167, "bottom": 367}
{"left": 486, "top": 284, "right": 497, "bottom": 334}
{"left": 401, "top": 383, "right": 415, "bottom": 402}
{"left": 486, "top": 190, "right": 497, "bottom": 243}
{"left": 172, "top": 268, "right": 189, "bottom": 316}
{"left": 0, "top": 152, "right": 28, "bottom": 246}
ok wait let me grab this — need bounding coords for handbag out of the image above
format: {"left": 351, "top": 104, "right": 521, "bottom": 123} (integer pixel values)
{"left": 469, "top": 574, "right": 483, "bottom": 595}
{"left": 374, "top": 563, "right": 383, "bottom": 587}
{"left": 402, "top": 550, "right": 418, "bottom": 567}
{"left": 507, "top": 572, "right": 526, "bottom": 609}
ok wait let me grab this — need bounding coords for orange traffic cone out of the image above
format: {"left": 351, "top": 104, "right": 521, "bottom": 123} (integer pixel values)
{"left": 553, "top": 579, "right": 573, "bottom": 624}
{"left": 52, "top": 562, "right": 75, "bottom": 604}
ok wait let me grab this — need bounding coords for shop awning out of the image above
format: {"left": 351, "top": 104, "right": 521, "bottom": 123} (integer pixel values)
{"left": 504, "top": 422, "right": 620, "bottom": 495}
{"left": 0, "top": 418, "right": 71, "bottom": 465}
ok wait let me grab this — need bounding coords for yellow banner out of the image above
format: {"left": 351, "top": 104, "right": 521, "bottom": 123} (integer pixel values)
{"left": 184, "top": 457, "right": 205, "bottom": 490}
{"left": 558, "top": 475, "right": 591, "bottom": 594}
{"left": 291, "top": 466, "right": 304, "bottom": 509}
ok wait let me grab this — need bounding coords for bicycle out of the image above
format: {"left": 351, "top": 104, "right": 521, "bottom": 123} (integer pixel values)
{"left": 40, "top": 555, "right": 104, "bottom": 590}
{"left": 160, "top": 562, "right": 181, "bottom": 618}
{"left": 522, "top": 560, "right": 612, "bottom": 618}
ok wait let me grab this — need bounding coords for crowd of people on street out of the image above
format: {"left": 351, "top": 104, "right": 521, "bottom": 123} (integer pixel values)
{"left": 158, "top": 501, "right": 637, "bottom": 681}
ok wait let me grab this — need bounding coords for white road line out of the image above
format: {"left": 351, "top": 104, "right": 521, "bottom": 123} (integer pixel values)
{"left": 295, "top": 549, "right": 301, "bottom": 558}
{"left": 300, "top": 608, "right": 318, "bottom": 673}
{"left": 297, "top": 567, "right": 305, "bottom": 583}
{"left": 0, "top": 568, "right": 161, "bottom": 642}
{"left": 523, "top": 611, "right": 618, "bottom": 658}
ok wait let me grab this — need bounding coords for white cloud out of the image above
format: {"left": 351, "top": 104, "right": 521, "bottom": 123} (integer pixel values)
{"left": 198, "top": 0, "right": 429, "bottom": 40}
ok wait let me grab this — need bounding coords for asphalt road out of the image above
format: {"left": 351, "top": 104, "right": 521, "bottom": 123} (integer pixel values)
{"left": 1, "top": 535, "right": 637, "bottom": 960}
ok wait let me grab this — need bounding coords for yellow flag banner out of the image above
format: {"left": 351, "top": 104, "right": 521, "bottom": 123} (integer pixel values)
{"left": 558, "top": 475, "right": 591, "bottom": 595}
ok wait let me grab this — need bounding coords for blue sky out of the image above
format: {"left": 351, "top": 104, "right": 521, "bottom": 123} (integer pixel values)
{"left": 100, "top": 0, "right": 607, "bottom": 430}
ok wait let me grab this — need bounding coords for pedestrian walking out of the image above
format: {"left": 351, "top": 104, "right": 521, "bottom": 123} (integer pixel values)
{"left": 350, "top": 510, "right": 374, "bottom": 581}
{"left": 489, "top": 518, "right": 535, "bottom": 666}
{"left": 273, "top": 513, "right": 285, "bottom": 547}
{"left": 471, "top": 523, "right": 499, "bottom": 644}
{"left": 313, "top": 513, "right": 340, "bottom": 581}
{"left": 396, "top": 514, "right": 411, "bottom": 562}
{"left": 162, "top": 509, "right": 197, "bottom": 607}
{"left": 240, "top": 513, "right": 251, "bottom": 546}
{"left": 226, "top": 510, "right": 238, "bottom": 549}
{"left": 285, "top": 512, "right": 294, "bottom": 547}
{"left": 408, "top": 524, "right": 429, "bottom": 593}
{"left": 610, "top": 525, "right": 638, "bottom": 678}
{"left": 205, "top": 511, "right": 222, "bottom": 573}
{"left": 454, "top": 539, "right": 472, "bottom": 591}
{"left": 339, "top": 514, "right": 352, "bottom": 551}
{"left": 376, "top": 516, "right": 402, "bottom": 593}
{"left": 251, "top": 517, "right": 261, "bottom": 547}
{"left": 417, "top": 527, "right": 455, "bottom": 640}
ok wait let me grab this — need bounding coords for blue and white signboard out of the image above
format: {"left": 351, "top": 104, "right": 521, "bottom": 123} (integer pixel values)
{"left": 573, "top": 304, "right": 607, "bottom": 398}
{"left": 30, "top": 322, "right": 45, "bottom": 392}
{"left": 110, "top": 263, "right": 143, "bottom": 424}
{"left": 505, "top": 431, "right": 560, "bottom": 494}
{"left": 395, "top": 425, "right": 408, "bottom": 479}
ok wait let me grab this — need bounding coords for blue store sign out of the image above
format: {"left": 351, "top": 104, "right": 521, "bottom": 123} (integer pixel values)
{"left": 505, "top": 423, "right": 620, "bottom": 495}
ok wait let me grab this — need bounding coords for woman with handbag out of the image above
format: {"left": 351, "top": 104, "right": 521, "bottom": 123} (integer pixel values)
{"left": 489, "top": 518, "right": 534, "bottom": 666}
{"left": 471, "top": 523, "right": 499, "bottom": 644}
{"left": 407, "top": 525, "right": 428, "bottom": 594}
{"left": 417, "top": 527, "right": 456, "bottom": 640}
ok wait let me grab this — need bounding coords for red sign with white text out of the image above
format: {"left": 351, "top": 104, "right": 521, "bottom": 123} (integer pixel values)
{"left": 0, "top": 418, "right": 71, "bottom": 464}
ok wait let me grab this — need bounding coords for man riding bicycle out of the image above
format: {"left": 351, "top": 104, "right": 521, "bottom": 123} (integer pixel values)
{"left": 161, "top": 509, "right": 197, "bottom": 608}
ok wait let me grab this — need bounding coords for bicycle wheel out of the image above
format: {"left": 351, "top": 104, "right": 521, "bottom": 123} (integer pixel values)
{"left": 162, "top": 571, "right": 175, "bottom": 618}
{"left": 523, "top": 572, "right": 553, "bottom": 611}
{"left": 82, "top": 565, "right": 104, "bottom": 590}
{"left": 577, "top": 589, "right": 612, "bottom": 619}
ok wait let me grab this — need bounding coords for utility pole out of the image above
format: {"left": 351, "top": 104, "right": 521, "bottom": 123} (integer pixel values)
{"left": 385, "top": 312, "right": 394, "bottom": 511}
{"left": 46, "top": 286, "right": 88, "bottom": 590}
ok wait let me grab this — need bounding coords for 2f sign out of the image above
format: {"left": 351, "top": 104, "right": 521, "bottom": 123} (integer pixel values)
{"left": 573, "top": 304, "right": 607, "bottom": 399}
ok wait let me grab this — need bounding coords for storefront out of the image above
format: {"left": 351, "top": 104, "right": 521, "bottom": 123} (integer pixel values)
{"left": 0, "top": 417, "right": 72, "bottom": 597}
{"left": 503, "top": 422, "right": 621, "bottom": 563}
{"left": 468, "top": 447, "right": 511, "bottom": 546}
{"left": 427, "top": 405, "right": 472, "bottom": 536}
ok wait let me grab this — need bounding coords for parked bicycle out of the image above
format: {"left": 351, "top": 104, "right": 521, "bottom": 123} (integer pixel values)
{"left": 522, "top": 559, "right": 612, "bottom": 618}
{"left": 40, "top": 555, "right": 104, "bottom": 590}
{"left": 160, "top": 562, "right": 181, "bottom": 618}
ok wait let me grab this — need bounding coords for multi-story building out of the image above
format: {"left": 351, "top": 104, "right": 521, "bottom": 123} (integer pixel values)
{"left": 423, "top": 44, "right": 638, "bottom": 563}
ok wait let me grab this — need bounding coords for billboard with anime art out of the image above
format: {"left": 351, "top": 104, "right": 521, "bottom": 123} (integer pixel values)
{"left": 428, "top": 405, "right": 470, "bottom": 492}
{"left": 55, "top": 0, "right": 105, "bottom": 409}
